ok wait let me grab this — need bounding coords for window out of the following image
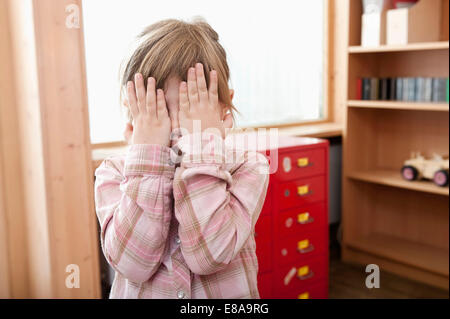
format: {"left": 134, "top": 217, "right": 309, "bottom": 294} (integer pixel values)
{"left": 83, "top": 0, "right": 326, "bottom": 144}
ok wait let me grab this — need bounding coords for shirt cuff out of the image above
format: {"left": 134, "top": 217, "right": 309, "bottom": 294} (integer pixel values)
{"left": 177, "top": 132, "right": 226, "bottom": 167}
{"left": 123, "top": 144, "right": 176, "bottom": 177}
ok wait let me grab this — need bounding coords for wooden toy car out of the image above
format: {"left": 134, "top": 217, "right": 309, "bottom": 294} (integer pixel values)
{"left": 401, "top": 153, "right": 449, "bottom": 187}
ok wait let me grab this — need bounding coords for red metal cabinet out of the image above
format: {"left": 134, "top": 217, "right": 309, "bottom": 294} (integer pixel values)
{"left": 255, "top": 136, "right": 329, "bottom": 299}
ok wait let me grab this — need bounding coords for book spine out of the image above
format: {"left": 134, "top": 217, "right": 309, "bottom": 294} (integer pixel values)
{"left": 402, "top": 78, "right": 409, "bottom": 101}
{"left": 386, "top": 78, "right": 392, "bottom": 100}
{"left": 371, "top": 78, "right": 378, "bottom": 100}
{"left": 381, "top": 78, "right": 388, "bottom": 100}
{"left": 432, "top": 78, "right": 439, "bottom": 102}
{"left": 424, "top": 78, "right": 432, "bottom": 102}
{"left": 447, "top": 78, "right": 449, "bottom": 103}
{"left": 440, "top": 78, "right": 447, "bottom": 102}
{"left": 396, "top": 77, "right": 403, "bottom": 101}
{"left": 357, "top": 78, "right": 363, "bottom": 100}
{"left": 416, "top": 77, "right": 424, "bottom": 102}
{"left": 409, "top": 78, "right": 416, "bottom": 102}
{"left": 363, "top": 78, "right": 371, "bottom": 100}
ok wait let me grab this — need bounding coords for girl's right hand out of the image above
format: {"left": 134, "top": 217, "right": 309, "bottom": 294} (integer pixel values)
{"left": 126, "top": 73, "right": 171, "bottom": 146}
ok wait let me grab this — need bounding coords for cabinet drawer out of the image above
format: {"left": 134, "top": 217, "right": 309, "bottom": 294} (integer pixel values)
{"left": 277, "top": 176, "right": 326, "bottom": 210}
{"left": 274, "top": 255, "right": 328, "bottom": 292}
{"left": 275, "top": 203, "right": 327, "bottom": 237}
{"left": 274, "top": 229, "right": 328, "bottom": 266}
{"left": 277, "top": 148, "right": 325, "bottom": 181}
{"left": 256, "top": 242, "right": 272, "bottom": 273}
{"left": 257, "top": 272, "right": 272, "bottom": 299}
{"left": 278, "top": 279, "right": 328, "bottom": 299}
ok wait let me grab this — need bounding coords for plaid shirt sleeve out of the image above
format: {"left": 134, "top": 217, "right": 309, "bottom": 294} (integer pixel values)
{"left": 173, "top": 132, "right": 269, "bottom": 275}
{"left": 94, "top": 144, "right": 175, "bottom": 283}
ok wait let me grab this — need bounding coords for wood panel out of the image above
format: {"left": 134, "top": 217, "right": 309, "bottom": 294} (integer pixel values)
{"left": 3, "top": 0, "right": 101, "bottom": 298}
{"left": 342, "top": 246, "right": 449, "bottom": 290}
{"left": 1, "top": 0, "right": 34, "bottom": 298}
{"left": 31, "top": 0, "right": 101, "bottom": 298}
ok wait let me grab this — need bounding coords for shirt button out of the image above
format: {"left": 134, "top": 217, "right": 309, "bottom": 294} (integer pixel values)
{"left": 175, "top": 236, "right": 181, "bottom": 245}
{"left": 177, "top": 290, "right": 185, "bottom": 299}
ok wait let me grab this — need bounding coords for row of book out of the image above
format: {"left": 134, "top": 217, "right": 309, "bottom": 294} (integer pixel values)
{"left": 357, "top": 77, "right": 449, "bottom": 102}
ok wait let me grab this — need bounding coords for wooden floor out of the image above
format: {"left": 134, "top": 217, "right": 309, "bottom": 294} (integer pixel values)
{"left": 329, "top": 247, "right": 449, "bottom": 299}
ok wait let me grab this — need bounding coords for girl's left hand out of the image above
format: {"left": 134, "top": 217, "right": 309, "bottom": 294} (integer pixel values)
{"left": 178, "top": 63, "right": 232, "bottom": 138}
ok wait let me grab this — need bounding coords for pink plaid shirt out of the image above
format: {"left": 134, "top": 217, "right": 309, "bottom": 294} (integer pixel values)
{"left": 94, "top": 132, "right": 269, "bottom": 299}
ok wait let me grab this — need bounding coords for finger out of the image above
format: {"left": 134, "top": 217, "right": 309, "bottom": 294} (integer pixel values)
{"left": 195, "top": 63, "right": 208, "bottom": 104}
{"left": 179, "top": 81, "right": 189, "bottom": 113}
{"left": 208, "top": 70, "right": 219, "bottom": 105}
{"left": 156, "top": 89, "right": 168, "bottom": 119}
{"left": 223, "top": 112, "right": 233, "bottom": 129}
{"left": 134, "top": 73, "right": 146, "bottom": 113}
{"left": 187, "top": 67, "right": 199, "bottom": 105}
{"left": 146, "top": 77, "right": 157, "bottom": 118}
{"left": 126, "top": 81, "right": 139, "bottom": 118}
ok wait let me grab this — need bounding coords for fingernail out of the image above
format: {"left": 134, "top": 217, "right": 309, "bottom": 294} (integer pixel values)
{"left": 189, "top": 68, "right": 195, "bottom": 75}
{"left": 135, "top": 73, "right": 141, "bottom": 80}
{"left": 180, "top": 81, "right": 187, "bottom": 89}
{"left": 196, "top": 63, "right": 203, "bottom": 69}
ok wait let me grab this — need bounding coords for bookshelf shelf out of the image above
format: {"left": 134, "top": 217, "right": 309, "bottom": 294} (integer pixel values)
{"left": 349, "top": 41, "right": 449, "bottom": 53}
{"left": 347, "top": 233, "right": 449, "bottom": 276}
{"left": 342, "top": 0, "right": 449, "bottom": 290}
{"left": 348, "top": 169, "right": 449, "bottom": 196}
{"left": 347, "top": 100, "right": 449, "bottom": 111}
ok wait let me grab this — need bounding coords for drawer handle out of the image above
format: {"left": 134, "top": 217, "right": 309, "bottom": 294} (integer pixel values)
{"left": 297, "top": 157, "right": 313, "bottom": 167}
{"left": 297, "top": 212, "right": 314, "bottom": 224}
{"left": 297, "top": 266, "right": 314, "bottom": 281}
{"left": 297, "top": 240, "right": 315, "bottom": 254}
{"left": 298, "top": 292, "right": 310, "bottom": 299}
{"left": 297, "top": 185, "right": 312, "bottom": 196}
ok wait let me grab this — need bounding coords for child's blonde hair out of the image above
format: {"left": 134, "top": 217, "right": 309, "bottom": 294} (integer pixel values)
{"left": 120, "top": 18, "right": 235, "bottom": 122}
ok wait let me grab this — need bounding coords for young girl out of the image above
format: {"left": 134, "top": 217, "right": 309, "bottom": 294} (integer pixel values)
{"left": 94, "top": 18, "right": 269, "bottom": 299}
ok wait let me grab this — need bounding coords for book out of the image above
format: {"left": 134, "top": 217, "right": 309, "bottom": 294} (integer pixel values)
{"left": 379, "top": 78, "right": 389, "bottom": 100}
{"left": 424, "top": 78, "right": 433, "bottom": 102}
{"left": 431, "top": 78, "right": 439, "bottom": 102}
{"left": 445, "top": 78, "right": 449, "bottom": 103}
{"left": 357, "top": 78, "right": 363, "bottom": 100}
{"left": 408, "top": 78, "right": 416, "bottom": 101}
{"left": 402, "top": 78, "right": 409, "bottom": 101}
{"left": 390, "top": 77, "right": 396, "bottom": 100}
{"left": 363, "top": 78, "right": 371, "bottom": 100}
{"left": 396, "top": 77, "right": 403, "bottom": 101}
{"left": 432, "top": 78, "right": 446, "bottom": 102}
{"left": 370, "top": 78, "right": 379, "bottom": 100}
{"left": 416, "top": 77, "right": 424, "bottom": 102}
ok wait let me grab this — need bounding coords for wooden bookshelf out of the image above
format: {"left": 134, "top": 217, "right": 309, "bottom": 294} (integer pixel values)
{"left": 348, "top": 100, "right": 449, "bottom": 111}
{"left": 341, "top": 0, "right": 449, "bottom": 291}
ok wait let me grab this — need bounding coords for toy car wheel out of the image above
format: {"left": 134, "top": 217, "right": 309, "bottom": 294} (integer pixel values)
{"left": 433, "top": 170, "right": 449, "bottom": 187}
{"left": 401, "top": 165, "right": 418, "bottom": 181}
